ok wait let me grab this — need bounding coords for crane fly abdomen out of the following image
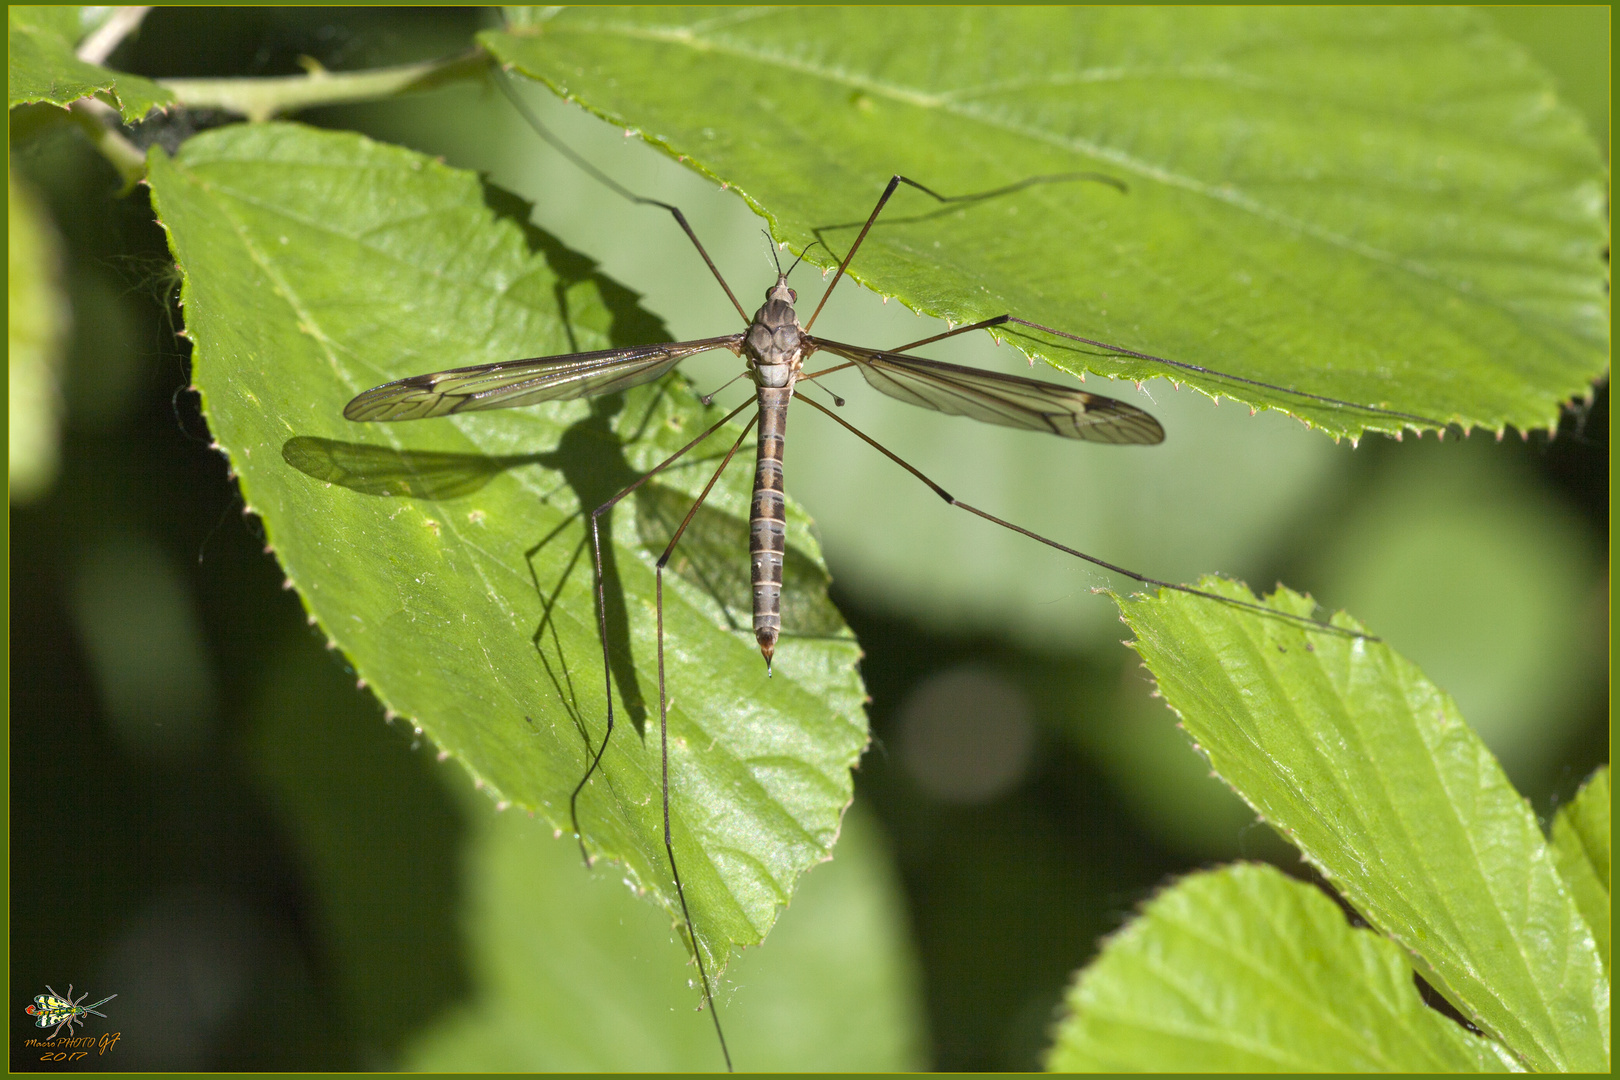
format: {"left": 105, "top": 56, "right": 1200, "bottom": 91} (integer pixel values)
{"left": 750, "top": 386, "right": 792, "bottom": 669}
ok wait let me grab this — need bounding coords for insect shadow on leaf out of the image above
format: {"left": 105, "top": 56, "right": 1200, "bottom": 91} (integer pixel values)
{"left": 480, "top": 179, "right": 675, "bottom": 742}
{"left": 481, "top": 180, "right": 669, "bottom": 356}
{"left": 281, "top": 401, "right": 653, "bottom": 757}
{"left": 285, "top": 381, "right": 837, "bottom": 743}
{"left": 283, "top": 175, "right": 810, "bottom": 764}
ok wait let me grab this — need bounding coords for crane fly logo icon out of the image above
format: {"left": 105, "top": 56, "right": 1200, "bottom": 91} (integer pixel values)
{"left": 25, "top": 985, "right": 116, "bottom": 1039}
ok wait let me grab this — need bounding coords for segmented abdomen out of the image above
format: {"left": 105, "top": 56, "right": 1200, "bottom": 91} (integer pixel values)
{"left": 750, "top": 386, "right": 792, "bottom": 663}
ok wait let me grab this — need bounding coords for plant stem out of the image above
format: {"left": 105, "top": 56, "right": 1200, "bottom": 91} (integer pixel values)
{"left": 157, "top": 49, "right": 492, "bottom": 123}
{"left": 77, "top": 7, "right": 152, "bottom": 66}
{"left": 68, "top": 100, "right": 146, "bottom": 190}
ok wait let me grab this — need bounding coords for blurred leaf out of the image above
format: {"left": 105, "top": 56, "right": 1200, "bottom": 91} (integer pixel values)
{"left": 7, "top": 6, "right": 172, "bottom": 121}
{"left": 1068, "top": 673, "right": 1263, "bottom": 860}
{"left": 795, "top": 366, "right": 1349, "bottom": 649}
{"left": 1047, "top": 863, "right": 1518, "bottom": 1072}
{"left": 1487, "top": 6, "right": 1609, "bottom": 154}
{"left": 1303, "top": 440, "right": 1604, "bottom": 787}
{"left": 1118, "top": 579, "right": 1608, "bottom": 1071}
{"left": 404, "top": 799, "right": 926, "bottom": 1071}
{"left": 146, "top": 123, "right": 867, "bottom": 978}
{"left": 7, "top": 168, "right": 68, "bottom": 502}
{"left": 487, "top": 7, "right": 1607, "bottom": 439}
{"left": 247, "top": 627, "right": 468, "bottom": 1063}
{"left": 67, "top": 536, "right": 216, "bottom": 754}
{"left": 1551, "top": 767, "right": 1610, "bottom": 972}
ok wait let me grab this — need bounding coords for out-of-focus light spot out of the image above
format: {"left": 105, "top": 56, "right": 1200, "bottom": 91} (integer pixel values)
{"left": 897, "top": 666, "right": 1034, "bottom": 804}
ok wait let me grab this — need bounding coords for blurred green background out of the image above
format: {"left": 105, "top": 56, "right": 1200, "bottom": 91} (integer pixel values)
{"left": 9, "top": 7, "right": 1607, "bottom": 1071}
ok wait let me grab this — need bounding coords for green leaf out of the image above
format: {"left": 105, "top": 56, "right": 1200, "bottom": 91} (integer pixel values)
{"left": 1047, "top": 863, "right": 1518, "bottom": 1072}
{"left": 405, "top": 797, "right": 925, "bottom": 1071}
{"left": 7, "top": 6, "right": 172, "bottom": 121}
{"left": 1551, "top": 767, "right": 1610, "bottom": 972}
{"left": 8, "top": 169, "right": 68, "bottom": 502}
{"left": 1118, "top": 579, "right": 1608, "bottom": 1071}
{"left": 145, "top": 122, "right": 867, "bottom": 978}
{"left": 485, "top": 7, "right": 1607, "bottom": 440}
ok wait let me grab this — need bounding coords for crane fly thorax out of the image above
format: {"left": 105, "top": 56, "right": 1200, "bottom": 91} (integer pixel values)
{"left": 744, "top": 276, "right": 810, "bottom": 388}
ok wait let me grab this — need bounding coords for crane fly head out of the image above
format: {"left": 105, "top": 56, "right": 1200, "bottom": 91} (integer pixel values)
{"left": 766, "top": 274, "right": 797, "bottom": 306}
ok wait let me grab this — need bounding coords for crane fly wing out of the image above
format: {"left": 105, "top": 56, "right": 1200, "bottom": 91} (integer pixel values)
{"left": 344, "top": 335, "right": 745, "bottom": 421}
{"left": 813, "top": 339, "right": 1165, "bottom": 445}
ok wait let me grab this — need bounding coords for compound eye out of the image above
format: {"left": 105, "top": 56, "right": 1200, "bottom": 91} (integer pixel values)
{"left": 788, "top": 288, "right": 797, "bottom": 302}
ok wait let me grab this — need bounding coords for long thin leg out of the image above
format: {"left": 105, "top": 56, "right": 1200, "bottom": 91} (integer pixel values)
{"left": 575, "top": 398, "right": 754, "bottom": 859}
{"left": 649, "top": 418, "right": 755, "bottom": 1074}
{"left": 793, "top": 392, "right": 1374, "bottom": 640}
{"left": 805, "top": 173, "right": 1123, "bottom": 331}
{"left": 801, "top": 172, "right": 1445, "bottom": 431}
{"left": 496, "top": 74, "right": 751, "bottom": 324}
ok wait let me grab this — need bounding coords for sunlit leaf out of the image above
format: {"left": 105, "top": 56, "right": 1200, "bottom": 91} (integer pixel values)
{"left": 249, "top": 626, "right": 923, "bottom": 1071}
{"left": 7, "top": 6, "right": 171, "bottom": 121}
{"left": 487, "top": 6, "right": 1607, "bottom": 440}
{"left": 1551, "top": 767, "right": 1610, "bottom": 972}
{"left": 1117, "top": 579, "right": 1608, "bottom": 1071}
{"left": 146, "top": 122, "right": 867, "bottom": 977}
{"left": 1047, "top": 863, "right": 1518, "bottom": 1072}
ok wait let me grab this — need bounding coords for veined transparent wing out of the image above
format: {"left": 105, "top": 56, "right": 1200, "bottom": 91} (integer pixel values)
{"left": 812, "top": 339, "right": 1165, "bottom": 445}
{"left": 344, "top": 335, "right": 744, "bottom": 421}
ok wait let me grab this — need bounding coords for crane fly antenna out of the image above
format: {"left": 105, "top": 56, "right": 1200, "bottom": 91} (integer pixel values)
{"left": 785, "top": 239, "right": 825, "bottom": 279}
{"left": 494, "top": 71, "right": 750, "bottom": 324}
{"left": 764, "top": 232, "right": 827, "bottom": 281}
{"left": 764, "top": 229, "right": 785, "bottom": 276}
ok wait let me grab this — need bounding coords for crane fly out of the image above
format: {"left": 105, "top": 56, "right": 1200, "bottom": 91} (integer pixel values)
{"left": 343, "top": 90, "right": 1426, "bottom": 1071}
